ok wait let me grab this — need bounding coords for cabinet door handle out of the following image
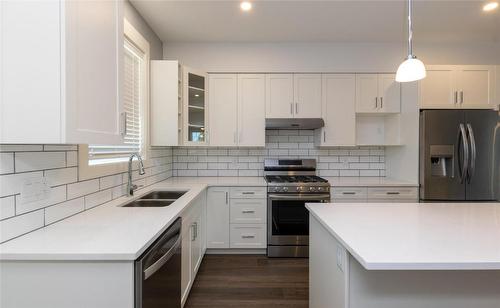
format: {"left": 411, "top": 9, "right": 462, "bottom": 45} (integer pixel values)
{"left": 454, "top": 91, "right": 458, "bottom": 104}
{"left": 295, "top": 103, "right": 298, "bottom": 114}
{"left": 323, "top": 131, "right": 326, "bottom": 142}
{"left": 375, "top": 97, "right": 378, "bottom": 109}
{"left": 242, "top": 210, "right": 255, "bottom": 214}
{"left": 241, "top": 235, "right": 255, "bottom": 239}
{"left": 191, "top": 224, "right": 196, "bottom": 241}
{"left": 242, "top": 191, "right": 255, "bottom": 195}
{"left": 380, "top": 97, "right": 383, "bottom": 109}
{"left": 460, "top": 91, "right": 464, "bottom": 104}
{"left": 342, "top": 192, "right": 356, "bottom": 195}
{"left": 386, "top": 192, "right": 401, "bottom": 195}
{"left": 225, "top": 191, "right": 228, "bottom": 204}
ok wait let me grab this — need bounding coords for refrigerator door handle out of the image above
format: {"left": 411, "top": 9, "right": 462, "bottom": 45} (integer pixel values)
{"left": 457, "top": 123, "right": 469, "bottom": 184}
{"left": 466, "top": 123, "right": 476, "bottom": 183}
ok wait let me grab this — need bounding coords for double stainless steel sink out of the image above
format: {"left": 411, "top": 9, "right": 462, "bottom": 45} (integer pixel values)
{"left": 122, "top": 191, "right": 187, "bottom": 207}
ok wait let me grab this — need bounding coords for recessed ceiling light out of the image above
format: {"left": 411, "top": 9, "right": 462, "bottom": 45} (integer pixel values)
{"left": 240, "top": 1, "right": 252, "bottom": 12}
{"left": 483, "top": 2, "right": 498, "bottom": 11}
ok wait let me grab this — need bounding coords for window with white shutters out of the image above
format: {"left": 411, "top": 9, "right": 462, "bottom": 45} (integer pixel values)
{"left": 88, "top": 39, "right": 145, "bottom": 165}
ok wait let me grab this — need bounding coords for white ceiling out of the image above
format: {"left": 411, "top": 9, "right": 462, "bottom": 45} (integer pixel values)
{"left": 131, "top": 0, "right": 500, "bottom": 44}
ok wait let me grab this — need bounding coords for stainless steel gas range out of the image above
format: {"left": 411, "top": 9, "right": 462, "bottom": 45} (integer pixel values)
{"left": 264, "top": 159, "right": 330, "bottom": 257}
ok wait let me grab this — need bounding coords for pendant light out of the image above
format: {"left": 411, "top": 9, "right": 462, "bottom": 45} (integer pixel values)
{"left": 396, "top": 0, "right": 426, "bottom": 82}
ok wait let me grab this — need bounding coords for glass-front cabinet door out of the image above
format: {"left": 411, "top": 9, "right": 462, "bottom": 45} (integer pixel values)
{"left": 184, "top": 67, "right": 208, "bottom": 145}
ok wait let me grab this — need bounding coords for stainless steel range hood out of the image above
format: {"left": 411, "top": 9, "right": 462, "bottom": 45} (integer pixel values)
{"left": 265, "top": 118, "right": 325, "bottom": 130}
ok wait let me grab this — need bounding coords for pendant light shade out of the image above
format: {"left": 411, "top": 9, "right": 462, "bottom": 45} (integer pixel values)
{"left": 396, "top": 0, "right": 426, "bottom": 82}
{"left": 396, "top": 56, "right": 426, "bottom": 82}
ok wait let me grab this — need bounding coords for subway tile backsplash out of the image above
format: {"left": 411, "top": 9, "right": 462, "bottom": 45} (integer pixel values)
{"left": 0, "top": 145, "right": 173, "bottom": 243}
{"left": 0, "top": 130, "right": 384, "bottom": 244}
{"left": 172, "top": 130, "right": 385, "bottom": 178}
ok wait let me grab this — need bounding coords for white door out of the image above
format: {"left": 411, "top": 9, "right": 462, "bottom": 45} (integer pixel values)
{"left": 419, "top": 66, "right": 456, "bottom": 109}
{"left": 265, "top": 74, "right": 294, "bottom": 118}
{"left": 64, "top": 0, "right": 124, "bottom": 144}
{"left": 238, "top": 74, "right": 266, "bottom": 146}
{"left": 456, "top": 66, "right": 494, "bottom": 109}
{"left": 378, "top": 74, "right": 401, "bottom": 113}
{"left": 0, "top": 0, "right": 62, "bottom": 143}
{"left": 208, "top": 74, "right": 238, "bottom": 146}
{"left": 320, "top": 74, "right": 356, "bottom": 146}
{"left": 355, "top": 74, "right": 379, "bottom": 113}
{"left": 294, "top": 74, "right": 322, "bottom": 118}
{"left": 206, "top": 188, "right": 230, "bottom": 248}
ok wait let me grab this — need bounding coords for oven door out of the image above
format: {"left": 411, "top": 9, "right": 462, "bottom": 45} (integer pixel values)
{"left": 267, "top": 193, "right": 329, "bottom": 246}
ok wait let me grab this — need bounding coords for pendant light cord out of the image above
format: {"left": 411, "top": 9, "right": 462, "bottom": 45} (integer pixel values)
{"left": 407, "top": 0, "right": 413, "bottom": 57}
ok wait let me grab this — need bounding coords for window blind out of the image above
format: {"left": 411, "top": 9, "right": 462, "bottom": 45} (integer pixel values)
{"left": 89, "top": 39, "right": 144, "bottom": 165}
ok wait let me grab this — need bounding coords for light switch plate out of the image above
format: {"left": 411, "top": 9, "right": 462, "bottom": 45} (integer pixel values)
{"left": 21, "top": 176, "right": 51, "bottom": 204}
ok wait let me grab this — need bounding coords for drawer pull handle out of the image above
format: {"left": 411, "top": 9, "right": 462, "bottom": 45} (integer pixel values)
{"left": 342, "top": 192, "right": 356, "bottom": 195}
{"left": 242, "top": 235, "right": 255, "bottom": 239}
{"left": 242, "top": 210, "right": 255, "bottom": 214}
{"left": 386, "top": 192, "right": 401, "bottom": 195}
{"left": 242, "top": 192, "right": 255, "bottom": 195}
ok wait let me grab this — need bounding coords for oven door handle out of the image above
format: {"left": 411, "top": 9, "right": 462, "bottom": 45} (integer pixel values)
{"left": 268, "top": 194, "right": 330, "bottom": 200}
{"left": 143, "top": 236, "right": 181, "bottom": 280}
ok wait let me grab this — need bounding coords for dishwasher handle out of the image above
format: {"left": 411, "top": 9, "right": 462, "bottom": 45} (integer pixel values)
{"left": 143, "top": 236, "right": 181, "bottom": 280}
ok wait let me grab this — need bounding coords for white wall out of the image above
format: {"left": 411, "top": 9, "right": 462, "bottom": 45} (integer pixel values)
{"left": 125, "top": 0, "right": 163, "bottom": 60}
{"left": 163, "top": 42, "right": 500, "bottom": 72}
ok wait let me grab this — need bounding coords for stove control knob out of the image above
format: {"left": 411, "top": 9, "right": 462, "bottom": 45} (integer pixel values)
{"left": 296, "top": 186, "right": 301, "bottom": 192}
{"left": 317, "top": 187, "right": 323, "bottom": 192}
{"left": 309, "top": 187, "right": 315, "bottom": 192}
{"left": 283, "top": 187, "right": 288, "bottom": 192}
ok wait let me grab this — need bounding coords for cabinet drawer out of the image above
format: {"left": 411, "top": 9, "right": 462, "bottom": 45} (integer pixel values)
{"left": 230, "top": 187, "right": 266, "bottom": 199}
{"left": 367, "top": 187, "right": 418, "bottom": 200}
{"left": 230, "top": 224, "right": 267, "bottom": 248}
{"left": 331, "top": 187, "right": 367, "bottom": 200}
{"left": 230, "top": 199, "right": 267, "bottom": 224}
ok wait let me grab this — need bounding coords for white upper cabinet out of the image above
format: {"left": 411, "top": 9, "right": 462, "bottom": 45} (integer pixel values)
{"left": 356, "top": 74, "right": 401, "bottom": 113}
{"left": 420, "top": 65, "right": 495, "bottom": 109}
{"left": 238, "top": 74, "right": 266, "bottom": 147}
{"left": 266, "top": 74, "right": 322, "bottom": 118}
{"left": 419, "top": 67, "right": 456, "bottom": 108}
{"left": 150, "top": 61, "right": 182, "bottom": 146}
{"left": 0, "top": 0, "right": 124, "bottom": 144}
{"left": 456, "top": 66, "right": 495, "bottom": 108}
{"left": 208, "top": 74, "right": 266, "bottom": 147}
{"left": 378, "top": 74, "right": 401, "bottom": 113}
{"left": 184, "top": 67, "right": 208, "bottom": 145}
{"left": 265, "top": 74, "right": 294, "bottom": 118}
{"left": 316, "top": 74, "right": 356, "bottom": 147}
{"left": 209, "top": 74, "right": 238, "bottom": 147}
{"left": 294, "top": 74, "right": 322, "bottom": 118}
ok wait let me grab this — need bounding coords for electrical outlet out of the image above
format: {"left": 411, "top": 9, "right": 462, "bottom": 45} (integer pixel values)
{"left": 21, "top": 176, "right": 51, "bottom": 204}
{"left": 336, "top": 244, "right": 345, "bottom": 272}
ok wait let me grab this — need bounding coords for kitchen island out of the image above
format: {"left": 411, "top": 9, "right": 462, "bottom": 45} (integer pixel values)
{"left": 306, "top": 202, "right": 500, "bottom": 308}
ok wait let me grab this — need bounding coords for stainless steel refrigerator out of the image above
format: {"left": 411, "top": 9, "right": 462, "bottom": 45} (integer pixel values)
{"left": 420, "top": 109, "right": 500, "bottom": 201}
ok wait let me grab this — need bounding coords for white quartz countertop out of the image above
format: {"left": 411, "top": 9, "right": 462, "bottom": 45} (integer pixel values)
{"left": 324, "top": 177, "right": 418, "bottom": 187}
{"left": 307, "top": 202, "right": 500, "bottom": 270}
{"left": 0, "top": 182, "right": 207, "bottom": 261}
{"left": 164, "top": 176, "right": 267, "bottom": 186}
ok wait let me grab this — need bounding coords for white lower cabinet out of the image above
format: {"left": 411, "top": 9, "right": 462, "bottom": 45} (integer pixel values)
{"left": 230, "top": 224, "right": 267, "bottom": 249}
{"left": 331, "top": 187, "right": 419, "bottom": 203}
{"left": 206, "top": 187, "right": 230, "bottom": 248}
{"left": 207, "top": 187, "right": 267, "bottom": 251}
{"left": 181, "top": 193, "right": 206, "bottom": 307}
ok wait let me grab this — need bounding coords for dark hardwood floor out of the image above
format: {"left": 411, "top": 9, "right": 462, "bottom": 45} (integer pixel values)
{"left": 184, "top": 254, "right": 309, "bottom": 308}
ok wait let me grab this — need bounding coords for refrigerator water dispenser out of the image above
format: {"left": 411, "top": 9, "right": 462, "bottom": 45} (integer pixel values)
{"left": 430, "top": 145, "right": 454, "bottom": 177}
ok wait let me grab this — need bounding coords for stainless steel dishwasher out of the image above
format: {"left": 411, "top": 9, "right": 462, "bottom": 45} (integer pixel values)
{"left": 135, "top": 217, "right": 182, "bottom": 308}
